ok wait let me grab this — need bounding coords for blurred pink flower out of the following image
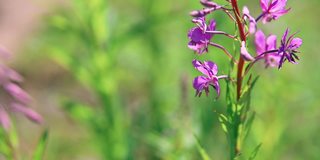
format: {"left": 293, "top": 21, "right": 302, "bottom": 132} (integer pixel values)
{"left": 0, "top": 47, "right": 42, "bottom": 130}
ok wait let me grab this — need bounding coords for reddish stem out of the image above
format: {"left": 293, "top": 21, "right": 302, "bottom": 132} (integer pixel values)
{"left": 231, "top": 0, "right": 246, "bottom": 100}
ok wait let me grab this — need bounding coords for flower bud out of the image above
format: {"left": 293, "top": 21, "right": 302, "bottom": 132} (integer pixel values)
{"left": 241, "top": 41, "right": 255, "bottom": 61}
{"left": 190, "top": 8, "right": 215, "bottom": 17}
{"left": 200, "top": 0, "right": 219, "bottom": 8}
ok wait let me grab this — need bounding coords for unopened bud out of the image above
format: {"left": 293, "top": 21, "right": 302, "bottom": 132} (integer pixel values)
{"left": 200, "top": 0, "right": 219, "bottom": 8}
{"left": 240, "top": 41, "right": 255, "bottom": 61}
{"left": 190, "top": 8, "right": 215, "bottom": 17}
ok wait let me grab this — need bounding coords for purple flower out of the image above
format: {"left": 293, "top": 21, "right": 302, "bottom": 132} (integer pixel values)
{"left": 188, "top": 17, "right": 216, "bottom": 54}
{"left": 278, "top": 28, "right": 302, "bottom": 68}
{"left": 243, "top": 6, "right": 257, "bottom": 34}
{"left": 192, "top": 59, "right": 226, "bottom": 98}
{"left": 255, "top": 30, "right": 281, "bottom": 67}
{"left": 260, "top": 0, "right": 290, "bottom": 23}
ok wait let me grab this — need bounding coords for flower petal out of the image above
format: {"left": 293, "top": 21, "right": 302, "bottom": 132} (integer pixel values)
{"left": 203, "top": 61, "right": 218, "bottom": 76}
{"left": 193, "top": 76, "right": 209, "bottom": 97}
{"left": 260, "top": 0, "right": 270, "bottom": 12}
{"left": 281, "top": 28, "right": 290, "bottom": 43}
{"left": 243, "top": 6, "right": 250, "bottom": 15}
{"left": 266, "top": 35, "right": 277, "bottom": 50}
{"left": 265, "top": 53, "right": 281, "bottom": 68}
{"left": 211, "top": 79, "right": 220, "bottom": 98}
{"left": 188, "top": 41, "right": 205, "bottom": 53}
{"left": 192, "top": 59, "right": 218, "bottom": 77}
{"left": 208, "top": 19, "right": 216, "bottom": 31}
{"left": 270, "top": 0, "right": 287, "bottom": 12}
{"left": 255, "top": 30, "right": 266, "bottom": 55}
{"left": 290, "top": 38, "right": 302, "bottom": 50}
{"left": 188, "top": 27, "right": 204, "bottom": 42}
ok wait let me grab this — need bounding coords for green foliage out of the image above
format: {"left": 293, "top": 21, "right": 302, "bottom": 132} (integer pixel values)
{"left": 0, "top": 125, "right": 20, "bottom": 160}
{"left": 32, "top": 130, "right": 49, "bottom": 160}
{"left": 38, "top": 0, "right": 199, "bottom": 159}
{"left": 43, "top": 0, "right": 132, "bottom": 158}
{"left": 0, "top": 128, "right": 12, "bottom": 160}
{"left": 248, "top": 143, "right": 262, "bottom": 160}
{"left": 194, "top": 135, "right": 212, "bottom": 160}
{"left": 61, "top": 99, "right": 95, "bottom": 125}
{"left": 222, "top": 72, "right": 261, "bottom": 160}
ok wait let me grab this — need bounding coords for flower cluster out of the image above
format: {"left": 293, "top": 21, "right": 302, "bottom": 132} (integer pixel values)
{"left": 188, "top": 0, "right": 302, "bottom": 98}
{"left": 0, "top": 47, "right": 42, "bottom": 130}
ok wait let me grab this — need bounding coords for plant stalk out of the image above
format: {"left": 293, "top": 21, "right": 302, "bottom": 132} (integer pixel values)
{"left": 230, "top": 0, "right": 247, "bottom": 159}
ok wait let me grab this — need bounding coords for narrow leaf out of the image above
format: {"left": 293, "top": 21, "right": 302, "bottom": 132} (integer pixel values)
{"left": 32, "top": 129, "right": 49, "bottom": 160}
{"left": 194, "top": 135, "right": 212, "bottom": 160}
{"left": 219, "top": 114, "right": 229, "bottom": 134}
{"left": 248, "top": 143, "right": 262, "bottom": 160}
{"left": 243, "top": 112, "right": 256, "bottom": 140}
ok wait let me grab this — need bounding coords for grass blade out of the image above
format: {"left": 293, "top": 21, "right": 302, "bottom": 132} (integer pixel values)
{"left": 32, "top": 129, "right": 49, "bottom": 160}
{"left": 194, "top": 135, "right": 212, "bottom": 160}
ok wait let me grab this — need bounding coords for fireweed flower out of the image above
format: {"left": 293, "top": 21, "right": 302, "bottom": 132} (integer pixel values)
{"left": 258, "top": 0, "right": 290, "bottom": 23}
{"left": 188, "top": 1, "right": 303, "bottom": 159}
{"left": 0, "top": 51, "right": 42, "bottom": 130}
{"left": 188, "top": 17, "right": 216, "bottom": 54}
{"left": 188, "top": 0, "right": 302, "bottom": 98}
{"left": 192, "top": 59, "right": 227, "bottom": 98}
{"left": 278, "top": 28, "right": 302, "bottom": 68}
{"left": 255, "top": 30, "right": 281, "bottom": 67}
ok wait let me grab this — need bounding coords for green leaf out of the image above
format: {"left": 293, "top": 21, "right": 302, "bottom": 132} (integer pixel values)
{"left": 32, "top": 130, "right": 49, "bottom": 160}
{"left": 248, "top": 143, "right": 262, "bottom": 160}
{"left": 194, "top": 135, "right": 212, "bottom": 160}
{"left": 8, "top": 124, "right": 19, "bottom": 149}
{"left": 243, "top": 112, "right": 256, "bottom": 140}
{"left": 61, "top": 99, "right": 95, "bottom": 124}
{"left": 0, "top": 128, "right": 10, "bottom": 158}
{"left": 219, "top": 114, "right": 229, "bottom": 134}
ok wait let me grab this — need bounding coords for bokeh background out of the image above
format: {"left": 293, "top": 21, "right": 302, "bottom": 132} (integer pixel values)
{"left": 0, "top": 0, "right": 319, "bottom": 159}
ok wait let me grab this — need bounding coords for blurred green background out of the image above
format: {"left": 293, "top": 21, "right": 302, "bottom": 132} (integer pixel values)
{"left": 0, "top": 0, "right": 319, "bottom": 159}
